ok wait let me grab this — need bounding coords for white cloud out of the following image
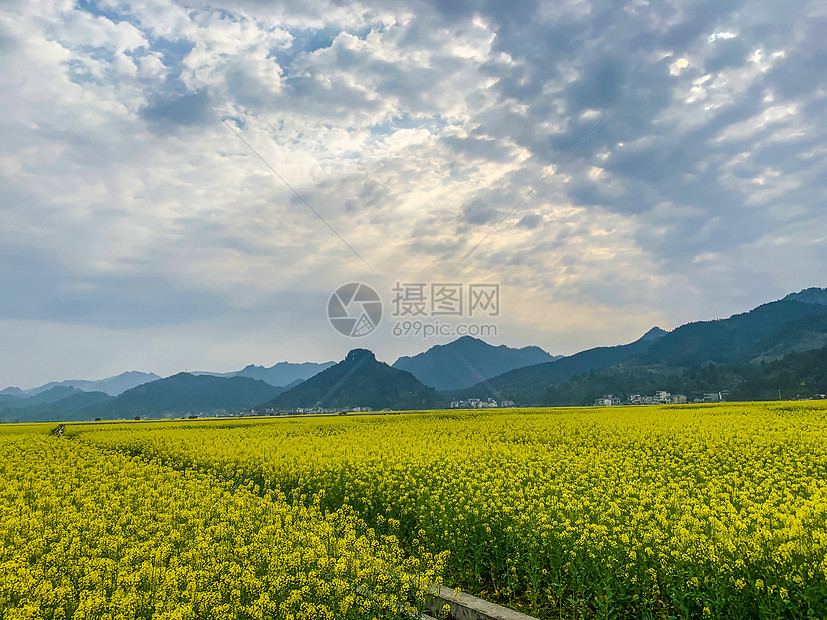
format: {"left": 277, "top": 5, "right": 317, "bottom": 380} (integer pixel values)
{"left": 708, "top": 31, "right": 737, "bottom": 42}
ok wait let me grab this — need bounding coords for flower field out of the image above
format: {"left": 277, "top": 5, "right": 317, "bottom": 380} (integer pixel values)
{"left": 0, "top": 430, "right": 444, "bottom": 619}
{"left": 2, "top": 402, "right": 827, "bottom": 619}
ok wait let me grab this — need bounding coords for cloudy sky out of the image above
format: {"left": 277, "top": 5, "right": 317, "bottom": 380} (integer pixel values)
{"left": 1, "top": 0, "right": 825, "bottom": 388}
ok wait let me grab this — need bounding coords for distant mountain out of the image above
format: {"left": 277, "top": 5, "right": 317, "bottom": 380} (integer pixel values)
{"left": 19, "top": 371, "right": 161, "bottom": 397}
{"left": 392, "top": 336, "right": 561, "bottom": 391}
{"left": 0, "top": 394, "right": 21, "bottom": 409}
{"left": 265, "top": 349, "right": 443, "bottom": 411}
{"left": 234, "top": 361, "right": 335, "bottom": 386}
{"left": 1, "top": 391, "right": 112, "bottom": 423}
{"left": 6, "top": 288, "right": 825, "bottom": 416}
{"left": 453, "top": 327, "right": 668, "bottom": 403}
{"left": 194, "top": 361, "right": 334, "bottom": 387}
{"left": 80, "top": 373, "right": 283, "bottom": 419}
{"left": 0, "top": 385, "right": 84, "bottom": 408}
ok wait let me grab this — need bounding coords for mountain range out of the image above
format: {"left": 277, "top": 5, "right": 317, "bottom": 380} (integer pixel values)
{"left": 75, "top": 373, "right": 285, "bottom": 419}
{"left": 471, "top": 290, "right": 827, "bottom": 406}
{"left": 193, "top": 361, "right": 335, "bottom": 387}
{"left": 0, "top": 362, "right": 333, "bottom": 422}
{"left": 0, "top": 390, "right": 113, "bottom": 422}
{"left": 3, "top": 287, "right": 827, "bottom": 421}
{"left": 540, "top": 342, "right": 827, "bottom": 406}
{"left": 0, "top": 385, "right": 106, "bottom": 412}
{"left": 4, "top": 371, "right": 161, "bottom": 397}
{"left": 392, "top": 336, "right": 560, "bottom": 390}
{"left": 4, "top": 361, "right": 336, "bottom": 399}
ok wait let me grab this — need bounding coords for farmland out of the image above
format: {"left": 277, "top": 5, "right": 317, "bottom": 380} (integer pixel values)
{"left": 2, "top": 402, "right": 827, "bottom": 619}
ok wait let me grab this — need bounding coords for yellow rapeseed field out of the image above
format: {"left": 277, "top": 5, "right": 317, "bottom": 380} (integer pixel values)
{"left": 0, "top": 430, "right": 445, "bottom": 619}
{"left": 2, "top": 401, "right": 826, "bottom": 619}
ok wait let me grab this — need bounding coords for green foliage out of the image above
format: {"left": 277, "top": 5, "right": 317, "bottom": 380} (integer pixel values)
{"left": 730, "top": 344, "right": 827, "bottom": 401}
{"left": 542, "top": 343, "right": 827, "bottom": 406}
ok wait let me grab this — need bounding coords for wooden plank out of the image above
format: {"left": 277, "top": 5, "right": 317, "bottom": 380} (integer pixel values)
{"left": 425, "top": 585, "right": 539, "bottom": 620}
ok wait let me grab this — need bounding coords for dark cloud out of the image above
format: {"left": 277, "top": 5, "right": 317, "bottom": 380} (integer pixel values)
{"left": 766, "top": 35, "right": 827, "bottom": 100}
{"left": 0, "top": 30, "right": 16, "bottom": 55}
{"left": 568, "top": 56, "right": 626, "bottom": 110}
{"left": 704, "top": 37, "right": 750, "bottom": 72}
{"left": 426, "top": 0, "right": 477, "bottom": 21}
{"left": 342, "top": 179, "right": 389, "bottom": 212}
{"left": 517, "top": 213, "right": 543, "bottom": 228}
{"left": 441, "top": 134, "right": 514, "bottom": 163}
{"left": 461, "top": 198, "right": 500, "bottom": 225}
{"left": 140, "top": 91, "right": 213, "bottom": 130}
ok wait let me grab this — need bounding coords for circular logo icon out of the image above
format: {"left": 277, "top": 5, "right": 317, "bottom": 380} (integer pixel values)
{"left": 328, "top": 282, "right": 383, "bottom": 337}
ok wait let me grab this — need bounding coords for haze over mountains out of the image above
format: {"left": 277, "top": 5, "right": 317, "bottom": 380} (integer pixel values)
{"left": 0, "top": 389, "right": 113, "bottom": 422}
{"left": 193, "top": 361, "right": 335, "bottom": 387}
{"left": 0, "top": 385, "right": 110, "bottom": 414}
{"left": 4, "top": 361, "right": 334, "bottom": 397}
{"left": 392, "top": 336, "right": 560, "bottom": 390}
{"left": 0, "top": 360, "right": 337, "bottom": 422}
{"left": 5, "top": 371, "right": 161, "bottom": 397}
{"left": 2, "top": 288, "right": 827, "bottom": 422}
